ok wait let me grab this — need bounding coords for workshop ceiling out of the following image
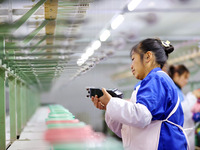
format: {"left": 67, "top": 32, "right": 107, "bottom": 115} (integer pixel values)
{"left": 0, "top": 0, "right": 200, "bottom": 91}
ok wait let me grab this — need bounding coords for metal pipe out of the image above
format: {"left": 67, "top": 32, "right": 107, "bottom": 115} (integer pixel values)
{"left": 0, "top": 67, "right": 6, "bottom": 150}
{"left": 8, "top": 75, "right": 17, "bottom": 142}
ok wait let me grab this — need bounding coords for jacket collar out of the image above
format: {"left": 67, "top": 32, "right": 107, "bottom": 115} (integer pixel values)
{"left": 147, "top": 67, "right": 162, "bottom": 76}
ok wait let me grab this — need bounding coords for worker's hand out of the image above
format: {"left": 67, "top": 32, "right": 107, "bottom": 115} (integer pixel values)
{"left": 192, "top": 89, "right": 200, "bottom": 98}
{"left": 91, "top": 95, "right": 106, "bottom": 110}
{"left": 99, "top": 88, "right": 112, "bottom": 108}
{"left": 91, "top": 88, "right": 112, "bottom": 110}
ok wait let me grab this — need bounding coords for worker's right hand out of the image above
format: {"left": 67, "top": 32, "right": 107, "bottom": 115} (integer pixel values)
{"left": 91, "top": 95, "right": 106, "bottom": 110}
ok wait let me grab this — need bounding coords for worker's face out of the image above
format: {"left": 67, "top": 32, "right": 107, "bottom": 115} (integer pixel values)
{"left": 131, "top": 51, "right": 145, "bottom": 80}
{"left": 175, "top": 72, "right": 190, "bottom": 88}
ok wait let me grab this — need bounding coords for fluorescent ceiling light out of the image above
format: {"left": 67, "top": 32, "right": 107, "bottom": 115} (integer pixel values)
{"left": 128, "top": 0, "right": 142, "bottom": 11}
{"left": 85, "top": 47, "right": 94, "bottom": 57}
{"left": 77, "top": 59, "right": 84, "bottom": 66}
{"left": 81, "top": 53, "right": 89, "bottom": 61}
{"left": 77, "top": 52, "right": 89, "bottom": 66}
{"left": 111, "top": 14, "right": 124, "bottom": 30}
{"left": 100, "top": 29, "right": 111, "bottom": 42}
{"left": 91, "top": 40, "right": 101, "bottom": 50}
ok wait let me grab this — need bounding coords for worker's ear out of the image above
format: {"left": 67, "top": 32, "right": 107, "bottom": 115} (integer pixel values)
{"left": 144, "top": 51, "right": 153, "bottom": 63}
{"left": 174, "top": 72, "right": 179, "bottom": 78}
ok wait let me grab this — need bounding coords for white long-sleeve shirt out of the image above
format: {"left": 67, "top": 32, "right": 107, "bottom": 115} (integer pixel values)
{"left": 105, "top": 86, "right": 152, "bottom": 137}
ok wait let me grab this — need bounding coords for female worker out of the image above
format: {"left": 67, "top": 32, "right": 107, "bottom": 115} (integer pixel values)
{"left": 91, "top": 38, "right": 189, "bottom": 150}
{"left": 168, "top": 64, "right": 200, "bottom": 150}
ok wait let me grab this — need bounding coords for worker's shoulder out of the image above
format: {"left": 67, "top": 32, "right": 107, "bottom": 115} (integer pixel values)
{"left": 144, "top": 71, "right": 170, "bottom": 83}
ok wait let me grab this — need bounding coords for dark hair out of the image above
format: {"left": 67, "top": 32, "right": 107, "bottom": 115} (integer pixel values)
{"left": 168, "top": 64, "right": 189, "bottom": 79}
{"left": 130, "top": 38, "right": 174, "bottom": 68}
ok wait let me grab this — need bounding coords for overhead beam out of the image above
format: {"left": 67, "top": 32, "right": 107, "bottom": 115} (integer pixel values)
{"left": 44, "top": 0, "right": 58, "bottom": 59}
{"left": 23, "top": 20, "right": 49, "bottom": 44}
{"left": 0, "top": 0, "right": 47, "bottom": 34}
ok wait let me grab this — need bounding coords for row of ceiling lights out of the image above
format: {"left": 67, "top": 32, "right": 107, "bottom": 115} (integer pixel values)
{"left": 76, "top": 0, "right": 143, "bottom": 67}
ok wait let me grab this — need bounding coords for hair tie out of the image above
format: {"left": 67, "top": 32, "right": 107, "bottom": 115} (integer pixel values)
{"left": 161, "top": 40, "right": 170, "bottom": 47}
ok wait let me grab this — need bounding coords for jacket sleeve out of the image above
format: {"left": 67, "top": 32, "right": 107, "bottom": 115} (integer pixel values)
{"left": 104, "top": 85, "right": 142, "bottom": 137}
{"left": 105, "top": 112, "right": 122, "bottom": 137}
{"left": 105, "top": 97, "right": 152, "bottom": 128}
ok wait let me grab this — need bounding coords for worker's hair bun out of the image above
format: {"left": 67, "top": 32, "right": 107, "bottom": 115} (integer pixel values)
{"left": 161, "top": 40, "right": 174, "bottom": 54}
{"left": 164, "top": 45, "right": 174, "bottom": 54}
